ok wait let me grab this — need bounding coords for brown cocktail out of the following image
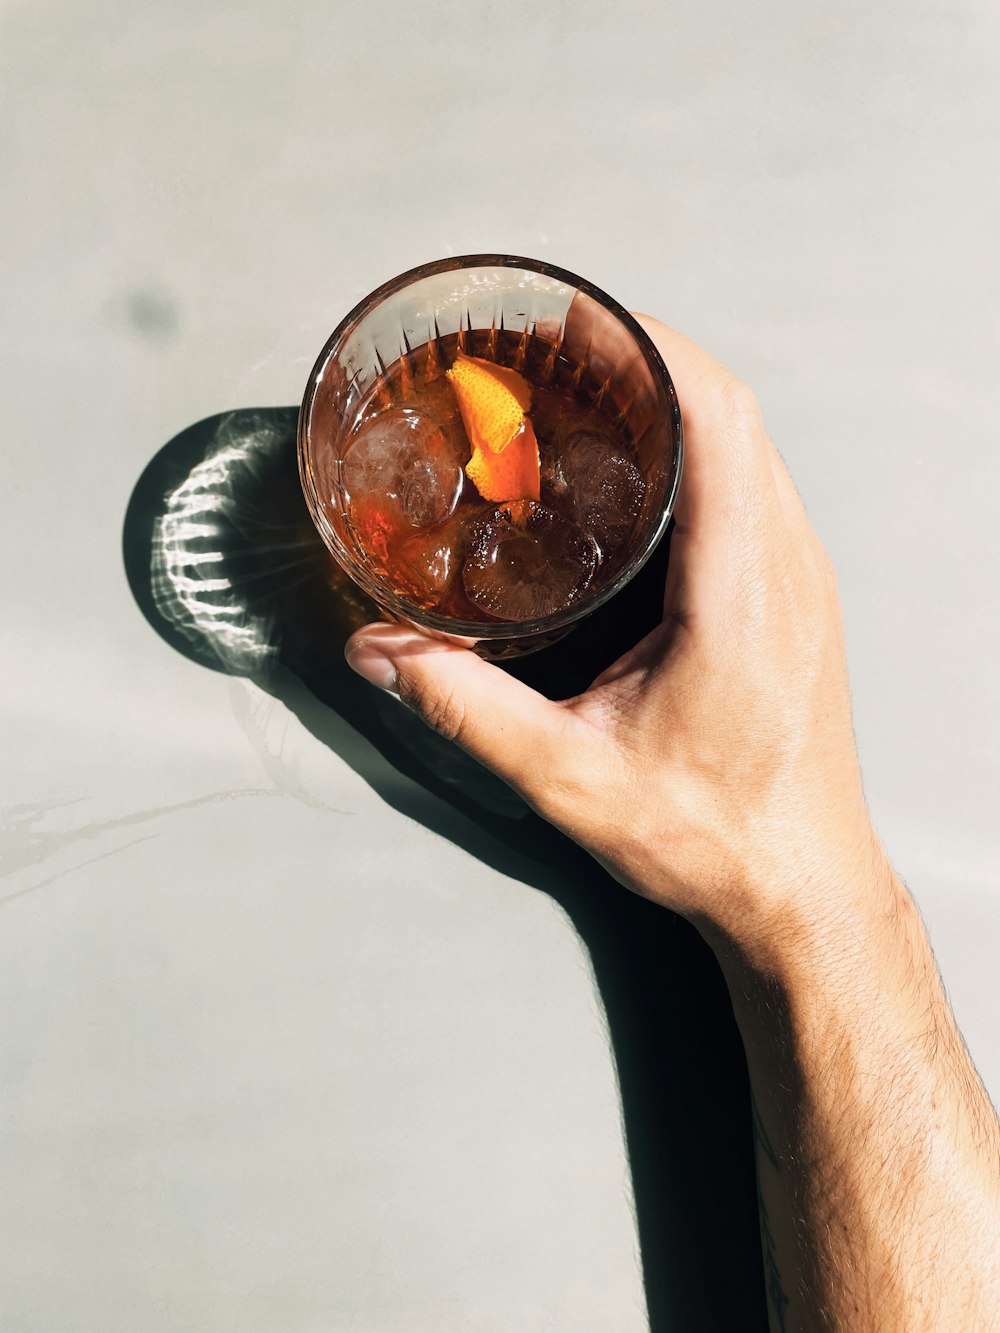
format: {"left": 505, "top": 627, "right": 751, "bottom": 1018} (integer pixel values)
{"left": 299, "top": 256, "right": 683, "bottom": 657}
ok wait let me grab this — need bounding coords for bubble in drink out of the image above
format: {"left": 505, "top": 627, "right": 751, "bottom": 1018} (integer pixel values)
{"left": 462, "top": 501, "right": 599, "bottom": 622}
{"left": 342, "top": 407, "right": 464, "bottom": 528}
{"left": 545, "top": 425, "right": 646, "bottom": 554}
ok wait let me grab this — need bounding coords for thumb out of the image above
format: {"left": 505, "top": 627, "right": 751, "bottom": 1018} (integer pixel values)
{"left": 344, "top": 622, "right": 575, "bottom": 802}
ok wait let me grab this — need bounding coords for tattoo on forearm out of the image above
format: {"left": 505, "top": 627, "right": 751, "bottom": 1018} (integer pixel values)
{"left": 752, "top": 1090, "right": 789, "bottom": 1333}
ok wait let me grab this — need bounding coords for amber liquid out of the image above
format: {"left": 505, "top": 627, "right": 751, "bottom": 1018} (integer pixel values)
{"left": 339, "top": 328, "right": 649, "bottom": 625}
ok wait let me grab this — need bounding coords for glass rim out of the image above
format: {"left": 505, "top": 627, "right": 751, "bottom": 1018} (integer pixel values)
{"left": 298, "top": 253, "right": 684, "bottom": 640}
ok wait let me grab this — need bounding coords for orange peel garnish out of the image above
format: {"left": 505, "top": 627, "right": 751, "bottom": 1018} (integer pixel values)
{"left": 464, "top": 417, "right": 540, "bottom": 504}
{"left": 446, "top": 354, "right": 539, "bottom": 501}
{"left": 446, "top": 354, "right": 532, "bottom": 454}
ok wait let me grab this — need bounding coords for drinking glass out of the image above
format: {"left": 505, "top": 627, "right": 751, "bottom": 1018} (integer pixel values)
{"left": 298, "top": 254, "right": 683, "bottom": 658}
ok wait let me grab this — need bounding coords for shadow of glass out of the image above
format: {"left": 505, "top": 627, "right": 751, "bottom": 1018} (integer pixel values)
{"left": 122, "top": 407, "right": 767, "bottom": 1332}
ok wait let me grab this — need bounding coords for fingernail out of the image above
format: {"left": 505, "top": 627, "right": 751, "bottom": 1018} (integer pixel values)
{"left": 344, "top": 643, "right": 399, "bottom": 693}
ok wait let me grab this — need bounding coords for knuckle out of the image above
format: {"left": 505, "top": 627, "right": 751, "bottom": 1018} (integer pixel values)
{"left": 819, "top": 547, "right": 839, "bottom": 590}
{"left": 809, "top": 539, "right": 838, "bottom": 594}
{"left": 399, "top": 676, "right": 468, "bottom": 744}
{"left": 717, "top": 374, "right": 763, "bottom": 431}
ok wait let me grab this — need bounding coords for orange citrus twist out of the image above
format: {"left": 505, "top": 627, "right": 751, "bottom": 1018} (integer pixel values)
{"left": 446, "top": 354, "right": 540, "bottom": 503}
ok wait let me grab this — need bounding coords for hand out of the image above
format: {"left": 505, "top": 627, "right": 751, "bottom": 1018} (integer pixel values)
{"left": 347, "top": 321, "right": 1000, "bottom": 1329}
{"left": 345, "top": 318, "right": 880, "bottom": 963}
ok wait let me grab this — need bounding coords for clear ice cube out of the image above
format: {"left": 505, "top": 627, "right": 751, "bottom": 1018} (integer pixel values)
{"left": 462, "top": 501, "right": 599, "bottom": 622}
{"left": 545, "top": 425, "right": 646, "bottom": 554}
{"left": 391, "top": 511, "right": 468, "bottom": 608}
{"left": 342, "top": 407, "right": 464, "bottom": 528}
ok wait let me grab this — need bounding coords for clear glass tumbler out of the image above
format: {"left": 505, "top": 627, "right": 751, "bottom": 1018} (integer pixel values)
{"left": 298, "top": 254, "right": 683, "bottom": 658}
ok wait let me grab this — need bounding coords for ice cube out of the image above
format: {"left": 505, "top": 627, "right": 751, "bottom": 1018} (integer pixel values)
{"left": 342, "top": 407, "right": 464, "bottom": 529}
{"left": 546, "top": 426, "right": 646, "bottom": 555}
{"left": 462, "top": 501, "right": 599, "bottom": 622}
{"left": 391, "top": 511, "right": 469, "bottom": 608}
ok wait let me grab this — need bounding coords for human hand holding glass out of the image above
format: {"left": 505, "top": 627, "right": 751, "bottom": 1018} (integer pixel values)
{"left": 345, "top": 314, "right": 1000, "bottom": 1331}
{"left": 345, "top": 312, "right": 870, "bottom": 949}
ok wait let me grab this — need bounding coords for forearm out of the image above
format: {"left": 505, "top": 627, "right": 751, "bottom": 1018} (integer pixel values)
{"left": 709, "top": 845, "right": 1000, "bottom": 1332}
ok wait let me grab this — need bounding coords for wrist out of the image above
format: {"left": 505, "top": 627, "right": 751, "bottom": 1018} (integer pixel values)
{"left": 694, "top": 821, "right": 904, "bottom": 994}
{"left": 702, "top": 834, "right": 955, "bottom": 1095}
